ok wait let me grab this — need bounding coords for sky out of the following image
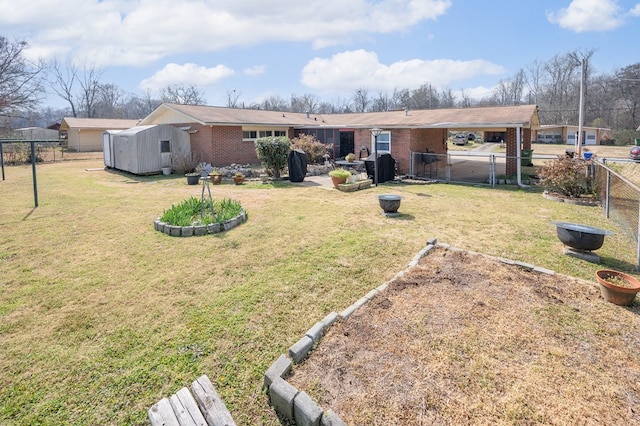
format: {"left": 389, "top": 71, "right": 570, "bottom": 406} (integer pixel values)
{"left": 1, "top": 0, "right": 639, "bottom": 110}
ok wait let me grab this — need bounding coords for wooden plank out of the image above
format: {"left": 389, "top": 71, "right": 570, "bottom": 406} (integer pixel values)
{"left": 190, "top": 375, "right": 236, "bottom": 426}
{"left": 174, "top": 387, "right": 207, "bottom": 426}
{"left": 148, "top": 397, "right": 180, "bottom": 426}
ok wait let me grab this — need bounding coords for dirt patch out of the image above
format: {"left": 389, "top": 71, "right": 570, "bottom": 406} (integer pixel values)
{"left": 288, "top": 248, "right": 640, "bottom": 425}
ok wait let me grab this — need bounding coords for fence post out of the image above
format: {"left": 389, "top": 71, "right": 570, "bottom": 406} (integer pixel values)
{"left": 637, "top": 200, "right": 640, "bottom": 271}
{"left": 605, "top": 169, "right": 611, "bottom": 219}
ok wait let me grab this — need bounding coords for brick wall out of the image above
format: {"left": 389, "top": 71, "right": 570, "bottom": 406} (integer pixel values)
{"left": 504, "top": 128, "right": 532, "bottom": 176}
{"left": 410, "top": 128, "right": 447, "bottom": 154}
{"left": 353, "top": 128, "right": 413, "bottom": 175}
{"left": 179, "top": 124, "right": 297, "bottom": 166}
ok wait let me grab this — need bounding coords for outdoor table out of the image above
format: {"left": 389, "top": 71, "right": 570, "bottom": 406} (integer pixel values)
{"left": 335, "top": 160, "right": 364, "bottom": 170}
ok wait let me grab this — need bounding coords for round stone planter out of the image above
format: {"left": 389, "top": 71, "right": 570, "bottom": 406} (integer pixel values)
{"left": 378, "top": 194, "right": 402, "bottom": 216}
{"left": 154, "top": 210, "right": 247, "bottom": 237}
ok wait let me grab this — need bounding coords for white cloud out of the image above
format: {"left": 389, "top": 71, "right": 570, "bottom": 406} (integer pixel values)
{"left": 301, "top": 50, "right": 504, "bottom": 94}
{"left": 1, "top": 0, "right": 452, "bottom": 66}
{"left": 244, "top": 65, "right": 266, "bottom": 77}
{"left": 630, "top": 3, "right": 640, "bottom": 16}
{"left": 547, "top": 0, "right": 625, "bottom": 32}
{"left": 139, "top": 63, "right": 234, "bottom": 91}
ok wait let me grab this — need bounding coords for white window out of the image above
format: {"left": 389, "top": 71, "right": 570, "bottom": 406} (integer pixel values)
{"left": 242, "top": 128, "right": 287, "bottom": 141}
{"left": 372, "top": 131, "right": 391, "bottom": 153}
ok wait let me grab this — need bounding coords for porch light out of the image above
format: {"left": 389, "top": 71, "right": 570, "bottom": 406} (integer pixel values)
{"left": 370, "top": 128, "right": 382, "bottom": 186}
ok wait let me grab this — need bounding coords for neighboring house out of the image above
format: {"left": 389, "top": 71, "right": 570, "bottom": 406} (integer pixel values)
{"left": 14, "top": 127, "right": 60, "bottom": 140}
{"left": 59, "top": 117, "right": 140, "bottom": 152}
{"left": 103, "top": 125, "right": 190, "bottom": 175}
{"left": 139, "top": 103, "right": 540, "bottom": 177}
{"left": 532, "top": 125, "right": 612, "bottom": 145}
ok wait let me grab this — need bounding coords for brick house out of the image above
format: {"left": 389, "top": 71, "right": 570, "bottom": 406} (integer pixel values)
{"left": 138, "top": 103, "right": 540, "bottom": 176}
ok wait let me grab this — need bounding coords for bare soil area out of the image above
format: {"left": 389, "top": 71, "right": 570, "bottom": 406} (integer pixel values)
{"left": 289, "top": 247, "right": 640, "bottom": 425}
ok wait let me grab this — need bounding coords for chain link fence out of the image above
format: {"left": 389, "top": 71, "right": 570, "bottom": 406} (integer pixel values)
{"left": 593, "top": 162, "right": 640, "bottom": 268}
{"left": 409, "top": 151, "right": 640, "bottom": 269}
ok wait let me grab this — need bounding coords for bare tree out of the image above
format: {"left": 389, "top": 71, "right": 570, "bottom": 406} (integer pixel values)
{"left": 391, "top": 88, "right": 410, "bottom": 110}
{"left": 94, "top": 83, "right": 126, "bottom": 118}
{"left": 370, "top": 91, "right": 391, "bottom": 112}
{"left": 49, "top": 58, "right": 79, "bottom": 117}
{"left": 225, "top": 89, "right": 240, "bottom": 108}
{"left": 78, "top": 64, "right": 103, "bottom": 118}
{"left": 612, "top": 63, "right": 640, "bottom": 129}
{"left": 161, "top": 84, "right": 205, "bottom": 105}
{"left": 352, "top": 87, "right": 370, "bottom": 112}
{"left": 290, "top": 93, "right": 320, "bottom": 113}
{"left": 0, "top": 36, "right": 45, "bottom": 115}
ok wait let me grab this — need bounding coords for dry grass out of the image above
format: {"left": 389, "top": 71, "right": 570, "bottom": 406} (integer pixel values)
{"left": 1, "top": 158, "right": 639, "bottom": 425}
{"left": 289, "top": 248, "right": 640, "bottom": 425}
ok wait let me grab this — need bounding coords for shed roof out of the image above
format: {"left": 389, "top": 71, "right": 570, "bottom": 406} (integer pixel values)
{"left": 139, "top": 103, "right": 540, "bottom": 130}
{"left": 60, "top": 117, "right": 140, "bottom": 131}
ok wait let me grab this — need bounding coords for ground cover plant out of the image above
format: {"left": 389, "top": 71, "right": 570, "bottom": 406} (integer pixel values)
{"left": 160, "top": 196, "right": 244, "bottom": 226}
{"left": 0, "top": 157, "right": 638, "bottom": 425}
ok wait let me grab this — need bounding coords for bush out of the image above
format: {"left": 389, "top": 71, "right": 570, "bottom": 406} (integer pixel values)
{"left": 255, "top": 136, "right": 290, "bottom": 179}
{"left": 537, "top": 157, "right": 594, "bottom": 198}
{"left": 612, "top": 129, "right": 640, "bottom": 146}
{"left": 172, "top": 151, "right": 202, "bottom": 174}
{"left": 291, "top": 134, "right": 327, "bottom": 164}
{"left": 329, "top": 168, "right": 351, "bottom": 178}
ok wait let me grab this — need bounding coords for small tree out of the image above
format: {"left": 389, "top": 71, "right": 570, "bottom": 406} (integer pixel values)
{"left": 255, "top": 136, "right": 290, "bottom": 178}
{"left": 291, "top": 133, "right": 327, "bottom": 164}
{"left": 537, "top": 156, "right": 594, "bottom": 198}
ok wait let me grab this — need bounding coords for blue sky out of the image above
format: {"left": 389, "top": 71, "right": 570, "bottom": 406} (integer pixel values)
{"left": 1, "top": 0, "right": 639, "bottom": 109}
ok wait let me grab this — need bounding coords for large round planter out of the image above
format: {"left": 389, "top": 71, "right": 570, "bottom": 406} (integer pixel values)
{"left": 233, "top": 176, "right": 245, "bottom": 185}
{"left": 186, "top": 174, "right": 200, "bottom": 185}
{"left": 595, "top": 270, "right": 640, "bottom": 306}
{"left": 162, "top": 167, "right": 171, "bottom": 176}
{"left": 378, "top": 194, "right": 402, "bottom": 214}
{"left": 210, "top": 174, "right": 222, "bottom": 185}
{"left": 551, "top": 221, "right": 613, "bottom": 251}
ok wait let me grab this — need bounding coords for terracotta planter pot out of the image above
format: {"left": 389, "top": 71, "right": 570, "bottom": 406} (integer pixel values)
{"left": 595, "top": 269, "right": 640, "bottom": 306}
{"left": 233, "top": 176, "right": 245, "bottom": 185}
{"left": 210, "top": 174, "right": 222, "bottom": 185}
{"left": 330, "top": 176, "right": 347, "bottom": 188}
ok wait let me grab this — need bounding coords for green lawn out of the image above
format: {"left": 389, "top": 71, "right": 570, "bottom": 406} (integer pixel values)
{"left": 1, "top": 159, "right": 637, "bottom": 425}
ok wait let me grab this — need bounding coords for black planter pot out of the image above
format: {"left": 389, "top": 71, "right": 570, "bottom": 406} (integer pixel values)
{"left": 186, "top": 174, "right": 200, "bottom": 185}
{"left": 551, "top": 221, "right": 614, "bottom": 251}
{"left": 378, "top": 194, "right": 401, "bottom": 214}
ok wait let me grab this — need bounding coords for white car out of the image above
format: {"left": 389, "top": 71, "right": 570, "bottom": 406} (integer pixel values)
{"left": 452, "top": 134, "right": 467, "bottom": 145}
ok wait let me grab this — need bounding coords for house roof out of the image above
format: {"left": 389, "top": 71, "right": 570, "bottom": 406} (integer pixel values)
{"left": 139, "top": 103, "right": 540, "bottom": 130}
{"left": 60, "top": 117, "right": 140, "bottom": 131}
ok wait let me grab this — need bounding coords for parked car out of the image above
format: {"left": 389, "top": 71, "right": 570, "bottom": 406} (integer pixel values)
{"left": 452, "top": 134, "right": 467, "bottom": 145}
{"left": 630, "top": 146, "right": 640, "bottom": 161}
{"left": 467, "top": 133, "right": 476, "bottom": 141}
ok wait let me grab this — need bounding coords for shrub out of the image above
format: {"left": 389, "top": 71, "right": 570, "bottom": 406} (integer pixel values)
{"left": 291, "top": 134, "right": 327, "bottom": 164}
{"left": 612, "top": 129, "right": 640, "bottom": 146}
{"left": 161, "top": 197, "right": 244, "bottom": 226}
{"left": 255, "top": 136, "right": 290, "bottom": 179}
{"left": 172, "top": 151, "right": 202, "bottom": 174}
{"left": 537, "top": 157, "right": 594, "bottom": 198}
{"left": 329, "top": 168, "right": 351, "bottom": 178}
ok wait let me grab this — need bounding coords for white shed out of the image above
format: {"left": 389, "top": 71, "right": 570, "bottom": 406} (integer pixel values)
{"left": 104, "top": 125, "right": 190, "bottom": 175}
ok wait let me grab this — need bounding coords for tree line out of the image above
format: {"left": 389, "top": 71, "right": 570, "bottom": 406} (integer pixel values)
{"left": 1, "top": 36, "right": 639, "bottom": 141}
